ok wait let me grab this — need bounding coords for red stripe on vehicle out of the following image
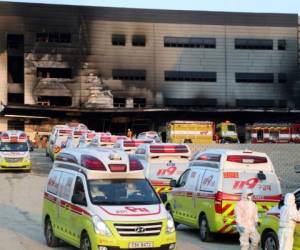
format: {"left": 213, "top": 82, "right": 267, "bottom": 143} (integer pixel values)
{"left": 218, "top": 224, "right": 230, "bottom": 233}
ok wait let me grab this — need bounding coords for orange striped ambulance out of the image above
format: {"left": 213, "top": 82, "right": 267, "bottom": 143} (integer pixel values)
{"left": 166, "top": 149, "right": 281, "bottom": 241}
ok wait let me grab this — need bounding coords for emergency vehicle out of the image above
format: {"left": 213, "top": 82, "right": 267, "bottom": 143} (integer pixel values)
{"left": 0, "top": 130, "right": 31, "bottom": 171}
{"left": 259, "top": 187, "right": 300, "bottom": 250}
{"left": 90, "top": 133, "right": 126, "bottom": 148}
{"left": 166, "top": 120, "right": 214, "bottom": 144}
{"left": 77, "top": 131, "right": 96, "bottom": 148}
{"left": 246, "top": 123, "right": 300, "bottom": 143}
{"left": 166, "top": 149, "right": 281, "bottom": 241}
{"left": 113, "top": 139, "right": 154, "bottom": 155}
{"left": 46, "top": 125, "right": 69, "bottom": 157}
{"left": 137, "top": 131, "right": 161, "bottom": 143}
{"left": 66, "top": 122, "right": 88, "bottom": 131}
{"left": 48, "top": 127, "right": 73, "bottom": 160}
{"left": 215, "top": 121, "right": 239, "bottom": 143}
{"left": 42, "top": 147, "right": 176, "bottom": 250}
{"left": 134, "top": 144, "right": 191, "bottom": 193}
{"left": 65, "top": 130, "right": 90, "bottom": 148}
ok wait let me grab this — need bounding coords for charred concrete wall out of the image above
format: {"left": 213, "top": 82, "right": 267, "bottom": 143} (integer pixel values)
{"left": 0, "top": 2, "right": 298, "bottom": 109}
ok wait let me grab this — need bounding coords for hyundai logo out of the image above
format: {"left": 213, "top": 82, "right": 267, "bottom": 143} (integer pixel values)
{"left": 135, "top": 226, "right": 146, "bottom": 233}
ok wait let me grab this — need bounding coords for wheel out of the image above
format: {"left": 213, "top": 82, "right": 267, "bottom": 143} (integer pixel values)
{"left": 80, "top": 232, "right": 92, "bottom": 250}
{"left": 262, "top": 231, "right": 279, "bottom": 250}
{"left": 44, "top": 218, "right": 59, "bottom": 247}
{"left": 199, "top": 215, "right": 213, "bottom": 242}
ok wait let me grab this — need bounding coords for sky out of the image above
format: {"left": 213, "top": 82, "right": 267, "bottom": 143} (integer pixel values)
{"left": 1, "top": 0, "right": 300, "bottom": 14}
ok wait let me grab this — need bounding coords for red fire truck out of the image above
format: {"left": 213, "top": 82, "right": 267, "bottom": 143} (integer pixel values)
{"left": 246, "top": 123, "right": 300, "bottom": 143}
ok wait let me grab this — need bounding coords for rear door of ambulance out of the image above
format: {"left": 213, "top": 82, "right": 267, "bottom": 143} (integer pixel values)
{"left": 221, "top": 153, "right": 282, "bottom": 223}
{"left": 145, "top": 145, "right": 190, "bottom": 191}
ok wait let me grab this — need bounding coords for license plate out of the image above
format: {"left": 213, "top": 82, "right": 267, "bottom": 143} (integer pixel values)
{"left": 128, "top": 242, "right": 153, "bottom": 248}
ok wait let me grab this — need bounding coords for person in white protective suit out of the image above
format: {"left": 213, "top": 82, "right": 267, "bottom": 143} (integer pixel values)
{"left": 278, "top": 193, "right": 300, "bottom": 250}
{"left": 234, "top": 189, "right": 260, "bottom": 250}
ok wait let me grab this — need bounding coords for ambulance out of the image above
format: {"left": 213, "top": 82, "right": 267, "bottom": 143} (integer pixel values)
{"left": 90, "top": 133, "right": 125, "bottom": 148}
{"left": 165, "top": 149, "right": 281, "bottom": 241}
{"left": 113, "top": 139, "right": 154, "bottom": 155}
{"left": 77, "top": 131, "right": 96, "bottom": 148}
{"left": 215, "top": 121, "right": 239, "bottom": 143}
{"left": 42, "top": 147, "right": 176, "bottom": 250}
{"left": 259, "top": 188, "right": 300, "bottom": 250}
{"left": 134, "top": 144, "right": 191, "bottom": 193}
{"left": 48, "top": 127, "right": 73, "bottom": 160}
{"left": 46, "top": 125, "right": 69, "bottom": 157}
{"left": 137, "top": 131, "right": 161, "bottom": 143}
{"left": 0, "top": 130, "right": 31, "bottom": 171}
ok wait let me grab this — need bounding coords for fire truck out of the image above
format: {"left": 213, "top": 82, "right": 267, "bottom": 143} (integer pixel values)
{"left": 245, "top": 123, "right": 300, "bottom": 143}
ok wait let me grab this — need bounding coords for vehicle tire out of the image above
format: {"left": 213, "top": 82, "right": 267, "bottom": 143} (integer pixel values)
{"left": 199, "top": 215, "right": 213, "bottom": 242}
{"left": 80, "top": 232, "right": 92, "bottom": 250}
{"left": 262, "top": 231, "right": 279, "bottom": 250}
{"left": 44, "top": 218, "right": 59, "bottom": 247}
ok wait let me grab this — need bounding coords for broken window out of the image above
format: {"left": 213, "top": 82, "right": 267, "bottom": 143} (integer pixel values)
{"left": 8, "top": 120, "right": 24, "bottom": 131}
{"left": 132, "top": 35, "right": 146, "bottom": 46}
{"left": 112, "top": 69, "right": 146, "bottom": 81}
{"left": 36, "top": 32, "right": 72, "bottom": 43}
{"left": 113, "top": 97, "right": 126, "bottom": 108}
{"left": 37, "top": 96, "right": 72, "bottom": 106}
{"left": 133, "top": 98, "right": 146, "bottom": 108}
{"left": 7, "top": 93, "right": 24, "bottom": 104}
{"left": 37, "top": 67, "right": 72, "bottom": 78}
{"left": 112, "top": 34, "right": 126, "bottom": 46}
{"left": 7, "top": 34, "right": 24, "bottom": 84}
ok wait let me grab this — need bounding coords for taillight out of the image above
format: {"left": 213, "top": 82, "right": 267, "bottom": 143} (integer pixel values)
{"left": 1, "top": 133, "right": 9, "bottom": 140}
{"left": 81, "top": 154, "right": 106, "bottom": 171}
{"left": 227, "top": 155, "right": 267, "bottom": 164}
{"left": 19, "top": 133, "right": 27, "bottom": 140}
{"left": 108, "top": 164, "right": 127, "bottom": 172}
{"left": 214, "top": 191, "right": 223, "bottom": 214}
{"left": 129, "top": 156, "right": 144, "bottom": 171}
{"left": 56, "top": 153, "right": 78, "bottom": 164}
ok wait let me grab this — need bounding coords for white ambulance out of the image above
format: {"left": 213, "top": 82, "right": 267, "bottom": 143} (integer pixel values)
{"left": 113, "top": 139, "right": 154, "bottom": 155}
{"left": 166, "top": 149, "right": 281, "bottom": 241}
{"left": 134, "top": 143, "right": 191, "bottom": 193}
{"left": 137, "top": 131, "right": 161, "bottom": 143}
{"left": 77, "top": 131, "right": 96, "bottom": 148}
{"left": 48, "top": 127, "right": 73, "bottom": 160}
{"left": 90, "top": 133, "right": 124, "bottom": 148}
{"left": 42, "top": 147, "right": 176, "bottom": 250}
{"left": 0, "top": 130, "right": 31, "bottom": 171}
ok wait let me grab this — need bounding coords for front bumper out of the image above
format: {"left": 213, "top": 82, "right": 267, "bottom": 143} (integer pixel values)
{"left": 91, "top": 220, "right": 176, "bottom": 250}
{"left": 0, "top": 161, "right": 31, "bottom": 171}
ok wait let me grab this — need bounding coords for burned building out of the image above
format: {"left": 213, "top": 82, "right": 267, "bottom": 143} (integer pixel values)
{"left": 0, "top": 2, "right": 300, "bottom": 134}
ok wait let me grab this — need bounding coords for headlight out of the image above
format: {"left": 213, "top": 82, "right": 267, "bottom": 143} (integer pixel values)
{"left": 92, "top": 216, "right": 112, "bottom": 236}
{"left": 166, "top": 213, "right": 175, "bottom": 234}
{"left": 24, "top": 155, "right": 30, "bottom": 162}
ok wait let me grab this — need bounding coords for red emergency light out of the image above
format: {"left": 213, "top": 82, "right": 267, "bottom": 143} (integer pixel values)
{"left": 81, "top": 154, "right": 106, "bottom": 171}
{"left": 150, "top": 145, "right": 189, "bottom": 154}
{"left": 227, "top": 155, "right": 267, "bottom": 164}
{"left": 108, "top": 164, "right": 127, "bottom": 172}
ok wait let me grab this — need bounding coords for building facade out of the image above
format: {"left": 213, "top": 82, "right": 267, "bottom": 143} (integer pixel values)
{"left": 0, "top": 2, "right": 299, "bottom": 133}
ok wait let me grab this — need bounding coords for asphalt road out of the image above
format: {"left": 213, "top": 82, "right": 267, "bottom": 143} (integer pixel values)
{"left": 0, "top": 150, "right": 240, "bottom": 250}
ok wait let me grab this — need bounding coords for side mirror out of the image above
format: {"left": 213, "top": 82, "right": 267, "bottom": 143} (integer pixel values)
{"left": 159, "top": 192, "right": 168, "bottom": 203}
{"left": 295, "top": 165, "right": 300, "bottom": 173}
{"left": 71, "top": 194, "right": 87, "bottom": 206}
{"left": 170, "top": 179, "right": 177, "bottom": 188}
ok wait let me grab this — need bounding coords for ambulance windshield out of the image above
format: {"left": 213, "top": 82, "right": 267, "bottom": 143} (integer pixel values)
{"left": 0, "top": 142, "right": 28, "bottom": 152}
{"left": 88, "top": 179, "right": 160, "bottom": 205}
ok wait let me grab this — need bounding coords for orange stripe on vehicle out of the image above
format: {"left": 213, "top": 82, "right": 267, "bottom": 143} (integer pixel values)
{"left": 218, "top": 224, "right": 230, "bottom": 233}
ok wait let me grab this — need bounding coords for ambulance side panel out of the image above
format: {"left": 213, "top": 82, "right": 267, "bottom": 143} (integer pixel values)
{"left": 194, "top": 168, "right": 220, "bottom": 231}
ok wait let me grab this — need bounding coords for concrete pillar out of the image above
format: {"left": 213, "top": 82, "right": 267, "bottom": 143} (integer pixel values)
{"left": 0, "top": 33, "right": 8, "bottom": 105}
{"left": 0, "top": 118, "right": 8, "bottom": 131}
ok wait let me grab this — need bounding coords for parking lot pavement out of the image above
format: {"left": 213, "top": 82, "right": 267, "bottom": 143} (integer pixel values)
{"left": 0, "top": 149, "right": 240, "bottom": 250}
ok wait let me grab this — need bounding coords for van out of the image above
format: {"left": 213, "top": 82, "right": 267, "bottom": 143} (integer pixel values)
{"left": 48, "top": 127, "right": 72, "bottom": 160}
{"left": 90, "top": 133, "right": 126, "bottom": 148}
{"left": 134, "top": 143, "right": 191, "bottom": 193}
{"left": 42, "top": 147, "right": 176, "bottom": 250}
{"left": 114, "top": 139, "right": 154, "bottom": 155}
{"left": 165, "top": 149, "right": 281, "bottom": 241}
{"left": 0, "top": 130, "right": 32, "bottom": 171}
